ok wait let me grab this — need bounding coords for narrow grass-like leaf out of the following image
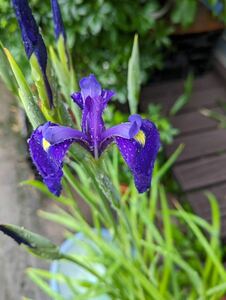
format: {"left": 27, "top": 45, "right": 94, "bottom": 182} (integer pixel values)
{"left": 127, "top": 34, "right": 141, "bottom": 115}
{"left": 27, "top": 268, "right": 64, "bottom": 300}
{"left": 159, "top": 185, "right": 173, "bottom": 295}
{"left": 170, "top": 72, "right": 193, "bottom": 115}
{"left": 3, "top": 48, "right": 45, "bottom": 128}
{"left": 175, "top": 205, "right": 226, "bottom": 280}
{"left": 155, "top": 144, "right": 184, "bottom": 181}
{"left": 20, "top": 179, "right": 74, "bottom": 206}
{"left": 0, "top": 43, "right": 18, "bottom": 95}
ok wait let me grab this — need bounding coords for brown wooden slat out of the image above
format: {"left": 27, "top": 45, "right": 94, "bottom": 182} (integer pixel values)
{"left": 141, "top": 85, "right": 226, "bottom": 114}
{"left": 181, "top": 87, "right": 226, "bottom": 112}
{"left": 141, "top": 73, "right": 222, "bottom": 100}
{"left": 140, "top": 85, "right": 181, "bottom": 114}
{"left": 171, "top": 109, "right": 221, "bottom": 135}
{"left": 174, "top": 154, "right": 226, "bottom": 191}
{"left": 166, "top": 129, "right": 226, "bottom": 163}
{"left": 186, "top": 183, "right": 226, "bottom": 219}
{"left": 187, "top": 184, "right": 226, "bottom": 237}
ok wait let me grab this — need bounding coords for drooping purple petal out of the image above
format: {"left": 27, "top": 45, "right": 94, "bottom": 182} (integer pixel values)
{"left": 115, "top": 119, "right": 160, "bottom": 193}
{"left": 100, "top": 114, "right": 143, "bottom": 154}
{"left": 28, "top": 122, "right": 88, "bottom": 196}
{"left": 12, "top": 0, "right": 53, "bottom": 108}
{"left": 101, "top": 122, "right": 134, "bottom": 142}
{"left": 51, "top": 0, "right": 66, "bottom": 41}
{"left": 43, "top": 123, "right": 88, "bottom": 145}
{"left": 129, "top": 114, "right": 142, "bottom": 128}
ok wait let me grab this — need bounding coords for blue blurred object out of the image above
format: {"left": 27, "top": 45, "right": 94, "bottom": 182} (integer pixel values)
{"left": 50, "top": 230, "right": 111, "bottom": 300}
{"left": 202, "top": 0, "right": 224, "bottom": 15}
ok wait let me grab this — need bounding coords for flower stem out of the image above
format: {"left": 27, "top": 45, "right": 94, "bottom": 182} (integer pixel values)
{"left": 60, "top": 253, "right": 103, "bottom": 281}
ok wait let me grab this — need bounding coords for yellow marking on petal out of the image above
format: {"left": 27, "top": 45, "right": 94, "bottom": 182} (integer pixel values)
{"left": 134, "top": 130, "right": 146, "bottom": 146}
{"left": 42, "top": 138, "right": 51, "bottom": 151}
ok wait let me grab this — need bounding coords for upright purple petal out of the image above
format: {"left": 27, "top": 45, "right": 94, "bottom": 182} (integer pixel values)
{"left": 71, "top": 92, "right": 83, "bottom": 109}
{"left": 72, "top": 75, "right": 113, "bottom": 157}
{"left": 80, "top": 74, "right": 102, "bottom": 101}
{"left": 81, "top": 96, "right": 105, "bottom": 158}
{"left": 51, "top": 0, "right": 66, "bottom": 41}
{"left": 28, "top": 122, "right": 88, "bottom": 196}
{"left": 12, "top": 0, "right": 53, "bottom": 108}
{"left": 101, "top": 89, "right": 115, "bottom": 107}
{"left": 115, "top": 119, "right": 160, "bottom": 193}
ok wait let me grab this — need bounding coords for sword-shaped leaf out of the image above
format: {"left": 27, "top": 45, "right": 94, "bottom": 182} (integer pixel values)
{"left": 127, "top": 34, "right": 141, "bottom": 115}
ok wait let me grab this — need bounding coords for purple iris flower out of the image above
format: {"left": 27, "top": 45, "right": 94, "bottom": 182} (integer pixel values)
{"left": 12, "top": 0, "right": 53, "bottom": 108}
{"left": 51, "top": 0, "right": 66, "bottom": 41}
{"left": 28, "top": 75, "right": 160, "bottom": 196}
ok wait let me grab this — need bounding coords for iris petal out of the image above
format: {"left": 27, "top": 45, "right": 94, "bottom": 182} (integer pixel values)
{"left": 71, "top": 92, "right": 83, "bottom": 109}
{"left": 12, "top": 0, "right": 53, "bottom": 108}
{"left": 101, "top": 89, "right": 115, "bottom": 106}
{"left": 80, "top": 74, "right": 102, "bottom": 100}
{"left": 51, "top": 0, "right": 66, "bottom": 41}
{"left": 43, "top": 123, "right": 88, "bottom": 145}
{"left": 115, "top": 119, "right": 160, "bottom": 193}
{"left": 28, "top": 122, "right": 88, "bottom": 196}
{"left": 100, "top": 114, "right": 143, "bottom": 153}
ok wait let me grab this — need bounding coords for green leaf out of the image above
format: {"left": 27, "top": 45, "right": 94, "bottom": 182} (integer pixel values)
{"left": 159, "top": 185, "right": 173, "bottom": 294}
{"left": 0, "top": 224, "right": 61, "bottom": 260}
{"left": 27, "top": 268, "right": 64, "bottom": 300}
{"left": 127, "top": 34, "right": 141, "bottom": 115}
{"left": 170, "top": 72, "right": 194, "bottom": 116}
{"left": 30, "top": 54, "right": 50, "bottom": 108}
{"left": 0, "top": 42, "right": 18, "bottom": 95}
{"left": 29, "top": 53, "right": 57, "bottom": 122}
{"left": 49, "top": 44, "right": 80, "bottom": 126}
{"left": 154, "top": 144, "right": 184, "bottom": 181}
{"left": 3, "top": 47, "right": 45, "bottom": 129}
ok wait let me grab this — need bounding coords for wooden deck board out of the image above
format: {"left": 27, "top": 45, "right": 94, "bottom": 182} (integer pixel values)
{"left": 141, "top": 79, "right": 226, "bottom": 114}
{"left": 187, "top": 183, "right": 226, "bottom": 219}
{"left": 181, "top": 87, "right": 226, "bottom": 112}
{"left": 166, "top": 129, "right": 226, "bottom": 162}
{"left": 174, "top": 153, "right": 226, "bottom": 191}
{"left": 170, "top": 109, "right": 221, "bottom": 135}
{"left": 142, "top": 69, "right": 226, "bottom": 237}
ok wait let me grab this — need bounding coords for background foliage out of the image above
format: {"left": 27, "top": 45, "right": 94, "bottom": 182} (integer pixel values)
{"left": 1, "top": 0, "right": 225, "bottom": 102}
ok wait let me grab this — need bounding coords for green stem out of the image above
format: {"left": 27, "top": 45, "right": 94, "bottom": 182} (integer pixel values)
{"left": 60, "top": 254, "right": 104, "bottom": 281}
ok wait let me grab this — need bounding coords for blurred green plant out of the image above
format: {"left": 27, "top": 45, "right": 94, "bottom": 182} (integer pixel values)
{"left": 1, "top": 2, "right": 226, "bottom": 299}
{"left": 1, "top": 0, "right": 225, "bottom": 102}
{"left": 2, "top": 159, "right": 226, "bottom": 300}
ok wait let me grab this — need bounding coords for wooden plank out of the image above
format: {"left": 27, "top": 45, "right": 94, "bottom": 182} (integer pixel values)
{"left": 174, "top": 154, "right": 226, "bottom": 191}
{"left": 141, "top": 83, "right": 226, "bottom": 114}
{"left": 187, "top": 184, "right": 226, "bottom": 238}
{"left": 181, "top": 87, "right": 226, "bottom": 112}
{"left": 170, "top": 109, "right": 222, "bottom": 135}
{"left": 140, "top": 83, "right": 181, "bottom": 114}
{"left": 186, "top": 183, "right": 226, "bottom": 219}
{"left": 166, "top": 129, "right": 226, "bottom": 163}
